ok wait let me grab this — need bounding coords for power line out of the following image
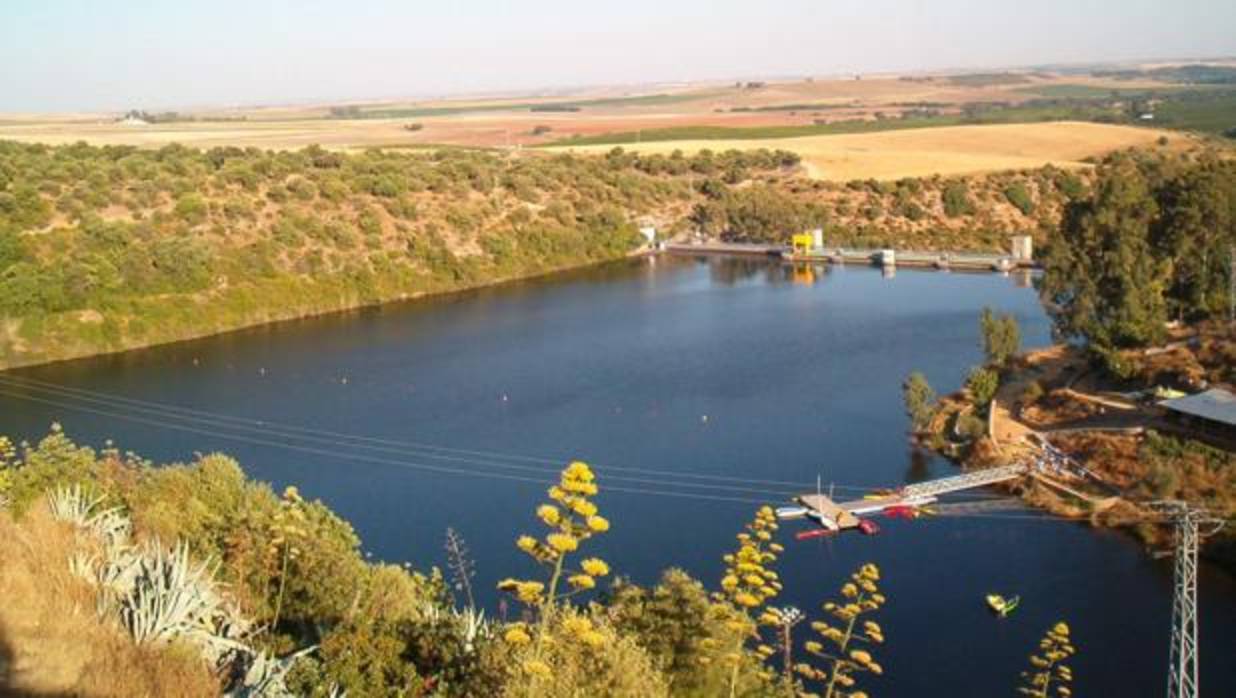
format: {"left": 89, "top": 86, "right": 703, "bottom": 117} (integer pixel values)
{"left": 0, "top": 384, "right": 1110, "bottom": 525}
{"left": 0, "top": 374, "right": 1012, "bottom": 499}
{"left": 0, "top": 374, "right": 817, "bottom": 492}
{"left": 0, "top": 378, "right": 801, "bottom": 497}
{"left": 0, "top": 387, "right": 772, "bottom": 505}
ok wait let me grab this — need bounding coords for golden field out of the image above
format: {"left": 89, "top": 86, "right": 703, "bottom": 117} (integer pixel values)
{"left": 549, "top": 122, "right": 1184, "bottom": 181}
{"left": 0, "top": 72, "right": 1202, "bottom": 181}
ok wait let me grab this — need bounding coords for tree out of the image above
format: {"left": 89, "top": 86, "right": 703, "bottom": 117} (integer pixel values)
{"left": 966, "top": 367, "right": 999, "bottom": 410}
{"left": 979, "top": 307, "right": 1021, "bottom": 367}
{"left": 690, "top": 185, "right": 826, "bottom": 243}
{"left": 1039, "top": 156, "right": 1172, "bottom": 350}
{"left": 1152, "top": 156, "right": 1236, "bottom": 322}
{"left": 902, "top": 372, "right": 937, "bottom": 432}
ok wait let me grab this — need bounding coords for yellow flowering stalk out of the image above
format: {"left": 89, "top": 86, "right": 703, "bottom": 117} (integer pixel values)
{"left": 797, "top": 562, "right": 887, "bottom": 698}
{"left": 718, "top": 506, "right": 781, "bottom": 698}
{"left": 268, "top": 485, "right": 309, "bottom": 630}
{"left": 497, "top": 460, "right": 613, "bottom": 688}
{"left": 498, "top": 461, "right": 611, "bottom": 612}
{"left": 1019, "top": 622, "right": 1076, "bottom": 698}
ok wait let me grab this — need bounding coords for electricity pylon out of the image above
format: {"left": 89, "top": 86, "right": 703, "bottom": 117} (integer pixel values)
{"left": 1151, "top": 501, "right": 1226, "bottom": 698}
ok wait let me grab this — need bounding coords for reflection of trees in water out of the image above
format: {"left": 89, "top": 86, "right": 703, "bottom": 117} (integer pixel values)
{"left": 707, "top": 258, "right": 769, "bottom": 285}
{"left": 904, "top": 448, "right": 933, "bottom": 484}
{"left": 706, "top": 258, "right": 831, "bottom": 287}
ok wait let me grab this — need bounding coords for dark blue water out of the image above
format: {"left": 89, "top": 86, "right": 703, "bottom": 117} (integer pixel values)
{"left": 2, "top": 257, "right": 1233, "bottom": 696}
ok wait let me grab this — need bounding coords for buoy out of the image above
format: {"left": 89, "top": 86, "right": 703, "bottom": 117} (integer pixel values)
{"left": 341, "top": 377, "right": 348, "bottom": 384}
{"left": 502, "top": 394, "right": 509, "bottom": 402}
{"left": 701, "top": 414, "right": 709, "bottom": 423}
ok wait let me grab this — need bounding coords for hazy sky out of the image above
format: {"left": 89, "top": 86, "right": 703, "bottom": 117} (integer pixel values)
{"left": 3, "top": 0, "right": 1235, "bottom": 112}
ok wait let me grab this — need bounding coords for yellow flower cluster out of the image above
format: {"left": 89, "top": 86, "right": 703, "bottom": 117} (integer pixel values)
{"left": 497, "top": 578, "right": 547, "bottom": 605}
{"left": 1021, "top": 620, "right": 1076, "bottom": 696}
{"left": 498, "top": 461, "right": 611, "bottom": 610}
{"left": 503, "top": 624, "right": 532, "bottom": 645}
{"left": 720, "top": 506, "right": 781, "bottom": 613}
{"left": 561, "top": 614, "right": 606, "bottom": 648}
{"left": 522, "top": 659, "right": 551, "bottom": 678}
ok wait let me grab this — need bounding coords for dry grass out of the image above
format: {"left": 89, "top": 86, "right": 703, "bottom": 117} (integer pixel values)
{"left": 0, "top": 505, "right": 218, "bottom": 698}
{"left": 550, "top": 122, "right": 1182, "bottom": 180}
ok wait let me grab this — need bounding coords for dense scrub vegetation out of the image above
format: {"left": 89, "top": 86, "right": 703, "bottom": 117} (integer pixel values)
{"left": 0, "top": 142, "right": 802, "bottom": 368}
{"left": 0, "top": 427, "right": 1088, "bottom": 696}
{"left": 0, "top": 427, "right": 908, "bottom": 697}
{"left": 697, "top": 162, "right": 1093, "bottom": 249}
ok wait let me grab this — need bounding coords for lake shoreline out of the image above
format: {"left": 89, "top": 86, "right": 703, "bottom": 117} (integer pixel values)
{"left": 0, "top": 248, "right": 650, "bottom": 373}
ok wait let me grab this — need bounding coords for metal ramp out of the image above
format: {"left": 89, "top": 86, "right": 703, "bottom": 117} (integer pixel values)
{"left": 901, "top": 464, "right": 1028, "bottom": 499}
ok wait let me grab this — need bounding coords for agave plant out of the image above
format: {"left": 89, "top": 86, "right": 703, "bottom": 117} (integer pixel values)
{"left": 454, "top": 607, "right": 490, "bottom": 654}
{"left": 119, "top": 541, "right": 225, "bottom": 645}
{"left": 86, "top": 506, "right": 132, "bottom": 549}
{"left": 48, "top": 483, "right": 277, "bottom": 683}
{"left": 47, "top": 484, "right": 104, "bottom": 524}
{"left": 223, "top": 646, "right": 317, "bottom": 698}
{"left": 418, "top": 602, "right": 492, "bottom": 654}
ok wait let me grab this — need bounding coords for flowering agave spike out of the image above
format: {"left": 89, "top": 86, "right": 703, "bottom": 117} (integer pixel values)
{"left": 796, "top": 562, "right": 887, "bottom": 698}
{"left": 498, "top": 460, "right": 611, "bottom": 613}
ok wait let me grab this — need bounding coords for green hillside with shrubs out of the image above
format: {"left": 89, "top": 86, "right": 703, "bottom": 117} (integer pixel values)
{"left": 0, "top": 139, "right": 1213, "bottom": 370}
{"left": 0, "top": 143, "right": 802, "bottom": 369}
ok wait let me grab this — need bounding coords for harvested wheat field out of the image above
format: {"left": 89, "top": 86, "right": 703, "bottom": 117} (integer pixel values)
{"left": 551, "top": 121, "right": 1182, "bottom": 180}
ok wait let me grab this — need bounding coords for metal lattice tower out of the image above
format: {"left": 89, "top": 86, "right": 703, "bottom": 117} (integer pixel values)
{"left": 1154, "top": 502, "right": 1226, "bottom": 698}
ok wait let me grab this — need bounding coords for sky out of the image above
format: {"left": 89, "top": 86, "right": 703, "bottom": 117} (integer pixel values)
{"left": 2, "top": 0, "right": 1235, "bottom": 112}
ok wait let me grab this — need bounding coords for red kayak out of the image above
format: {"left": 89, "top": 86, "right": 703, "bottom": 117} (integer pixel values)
{"left": 795, "top": 528, "right": 836, "bottom": 541}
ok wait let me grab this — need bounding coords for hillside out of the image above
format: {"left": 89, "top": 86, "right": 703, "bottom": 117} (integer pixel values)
{"left": 1, "top": 140, "right": 1218, "bottom": 370}
{"left": 0, "top": 143, "right": 802, "bottom": 369}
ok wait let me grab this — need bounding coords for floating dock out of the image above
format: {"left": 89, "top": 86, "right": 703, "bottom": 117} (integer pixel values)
{"left": 787, "top": 464, "right": 1033, "bottom": 532}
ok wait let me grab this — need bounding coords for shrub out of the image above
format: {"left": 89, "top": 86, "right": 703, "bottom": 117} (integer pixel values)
{"left": 173, "top": 193, "right": 209, "bottom": 226}
{"left": 941, "top": 181, "right": 974, "bottom": 217}
{"left": 608, "top": 569, "right": 779, "bottom": 696}
{"left": 1003, "top": 182, "right": 1035, "bottom": 215}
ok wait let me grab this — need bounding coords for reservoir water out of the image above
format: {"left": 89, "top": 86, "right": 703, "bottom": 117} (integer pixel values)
{"left": 2, "top": 256, "right": 1233, "bottom": 696}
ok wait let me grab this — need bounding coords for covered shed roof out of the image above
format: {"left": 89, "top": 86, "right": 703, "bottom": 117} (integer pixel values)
{"left": 1160, "top": 388, "right": 1236, "bottom": 427}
